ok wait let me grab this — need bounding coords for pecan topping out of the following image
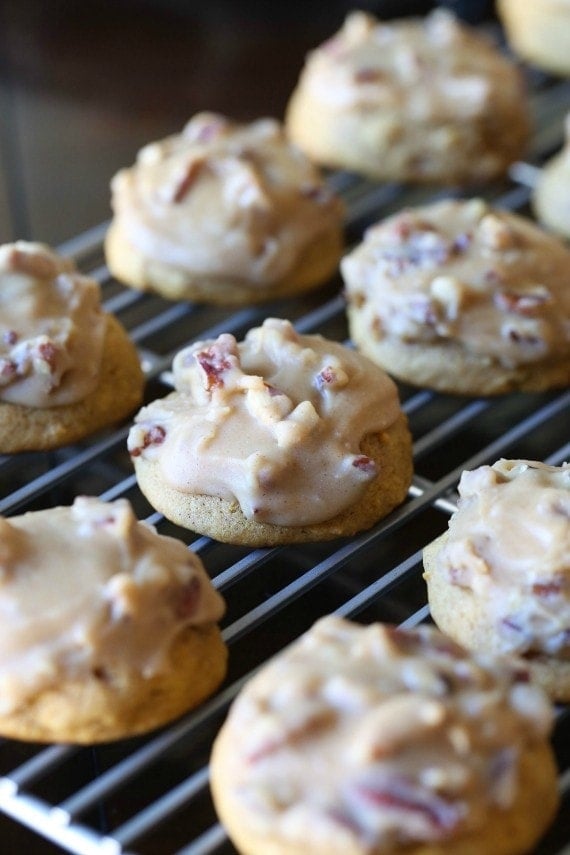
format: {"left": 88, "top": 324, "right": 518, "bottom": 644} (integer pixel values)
{"left": 2, "top": 330, "right": 18, "bottom": 346}
{"left": 6, "top": 247, "right": 58, "bottom": 278}
{"left": 171, "top": 158, "right": 206, "bottom": 203}
{"left": 0, "top": 359, "right": 17, "bottom": 385}
{"left": 299, "top": 183, "right": 333, "bottom": 205}
{"left": 247, "top": 704, "right": 336, "bottom": 764}
{"left": 354, "top": 66, "right": 386, "bottom": 83}
{"left": 381, "top": 228, "right": 454, "bottom": 274}
{"left": 186, "top": 114, "right": 229, "bottom": 144}
{"left": 173, "top": 576, "right": 201, "bottom": 619}
{"left": 352, "top": 455, "right": 376, "bottom": 475}
{"left": 130, "top": 424, "right": 166, "bottom": 458}
{"left": 317, "top": 365, "right": 349, "bottom": 390}
{"left": 195, "top": 345, "right": 233, "bottom": 390}
{"left": 532, "top": 581, "right": 563, "bottom": 597}
{"left": 478, "top": 215, "right": 517, "bottom": 251}
{"left": 494, "top": 288, "right": 550, "bottom": 316}
{"left": 352, "top": 777, "right": 461, "bottom": 835}
{"left": 36, "top": 340, "right": 59, "bottom": 370}
{"left": 505, "top": 327, "right": 542, "bottom": 347}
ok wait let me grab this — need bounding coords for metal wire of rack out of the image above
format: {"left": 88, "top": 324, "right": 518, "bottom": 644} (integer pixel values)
{"left": 0, "top": 66, "right": 568, "bottom": 855}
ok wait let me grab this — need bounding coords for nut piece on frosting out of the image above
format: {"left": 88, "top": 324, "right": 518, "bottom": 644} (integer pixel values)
{"left": 285, "top": 9, "right": 529, "bottom": 184}
{"left": 424, "top": 459, "right": 570, "bottom": 701}
{"left": 128, "top": 318, "right": 413, "bottom": 546}
{"left": 0, "top": 496, "right": 226, "bottom": 743}
{"left": 211, "top": 615, "right": 558, "bottom": 855}
{"left": 342, "top": 199, "right": 570, "bottom": 395}
{"left": 0, "top": 241, "right": 144, "bottom": 452}
{"left": 105, "top": 113, "right": 344, "bottom": 305}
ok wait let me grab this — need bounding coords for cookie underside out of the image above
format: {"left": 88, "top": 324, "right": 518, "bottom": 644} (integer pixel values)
{"left": 133, "top": 414, "right": 413, "bottom": 546}
{"left": 424, "top": 533, "right": 570, "bottom": 702}
{"left": 0, "top": 624, "right": 227, "bottom": 743}
{"left": 285, "top": 89, "right": 528, "bottom": 185}
{"left": 105, "top": 221, "right": 343, "bottom": 305}
{"left": 348, "top": 309, "right": 570, "bottom": 395}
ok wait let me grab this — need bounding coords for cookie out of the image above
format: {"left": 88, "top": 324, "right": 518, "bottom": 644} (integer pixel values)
{"left": 424, "top": 459, "right": 570, "bottom": 702}
{"left": 342, "top": 198, "right": 570, "bottom": 395}
{"left": 0, "top": 496, "right": 227, "bottom": 743}
{"left": 105, "top": 112, "right": 344, "bottom": 305}
{"left": 211, "top": 615, "right": 558, "bottom": 855}
{"left": 128, "top": 318, "right": 413, "bottom": 546}
{"left": 285, "top": 9, "right": 529, "bottom": 185}
{"left": 0, "top": 241, "right": 144, "bottom": 452}
{"left": 533, "top": 113, "right": 570, "bottom": 239}
{"left": 497, "top": 0, "right": 570, "bottom": 76}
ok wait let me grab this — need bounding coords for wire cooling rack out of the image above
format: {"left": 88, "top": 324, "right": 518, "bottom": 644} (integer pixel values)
{"left": 0, "top": 61, "right": 568, "bottom": 855}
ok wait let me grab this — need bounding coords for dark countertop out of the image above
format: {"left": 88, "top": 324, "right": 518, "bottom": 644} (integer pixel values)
{"left": 0, "top": 0, "right": 492, "bottom": 246}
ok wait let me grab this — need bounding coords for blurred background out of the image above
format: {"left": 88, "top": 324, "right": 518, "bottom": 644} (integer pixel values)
{"left": 0, "top": 0, "right": 494, "bottom": 246}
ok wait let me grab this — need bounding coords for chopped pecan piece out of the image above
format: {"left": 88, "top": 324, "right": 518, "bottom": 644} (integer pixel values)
{"left": 505, "top": 327, "right": 542, "bottom": 347}
{"left": 0, "top": 358, "right": 17, "bottom": 385}
{"left": 171, "top": 158, "right": 206, "bottom": 203}
{"left": 246, "top": 704, "right": 336, "bottom": 764}
{"left": 195, "top": 344, "right": 234, "bottom": 390}
{"left": 352, "top": 455, "right": 376, "bottom": 475}
{"left": 352, "top": 777, "right": 461, "bottom": 835}
{"left": 129, "top": 424, "right": 166, "bottom": 458}
{"left": 478, "top": 215, "right": 517, "bottom": 251}
{"left": 317, "top": 365, "right": 349, "bottom": 390}
{"left": 2, "top": 330, "right": 18, "bottom": 346}
{"left": 186, "top": 114, "right": 229, "bottom": 143}
{"left": 532, "top": 581, "right": 564, "bottom": 597}
{"left": 354, "top": 66, "right": 386, "bottom": 83}
{"left": 36, "top": 340, "right": 59, "bottom": 369}
{"left": 452, "top": 232, "right": 472, "bottom": 253}
{"left": 6, "top": 247, "right": 58, "bottom": 278}
{"left": 173, "top": 576, "right": 201, "bottom": 619}
{"left": 494, "top": 288, "right": 550, "bottom": 316}
{"left": 407, "top": 296, "right": 440, "bottom": 326}
{"left": 299, "top": 183, "right": 333, "bottom": 205}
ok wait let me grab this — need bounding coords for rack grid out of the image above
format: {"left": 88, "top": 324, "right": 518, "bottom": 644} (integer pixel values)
{"left": 0, "top": 65, "right": 568, "bottom": 855}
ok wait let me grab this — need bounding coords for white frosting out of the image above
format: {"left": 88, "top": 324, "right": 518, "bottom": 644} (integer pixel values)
{"left": 0, "top": 242, "right": 106, "bottom": 407}
{"left": 110, "top": 113, "right": 343, "bottom": 285}
{"left": 342, "top": 199, "right": 570, "bottom": 368}
{"left": 435, "top": 459, "right": 570, "bottom": 656}
{"left": 0, "top": 497, "right": 225, "bottom": 714}
{"left": 128, "top": 319, "right": 402, "bottom": 526}
{"left": 215, "top": 616, "right": 553, "bottom": 850}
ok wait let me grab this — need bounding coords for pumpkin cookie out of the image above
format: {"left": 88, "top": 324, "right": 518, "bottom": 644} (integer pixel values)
{"left": 106, "top": 113, "right": 344, "bottom": 305}
{"left": 424, "top": 459, "right": 570, "bottom": 701}
{"left": 0, "top": 241, "right": 144, "bottom": 452}
{"left": 211, "top": 615, "right": 558, "bottom": 855}
{"left": 0, "top": 496, "right": 226, "bottom": 743}
{"left": 128, "top": 318, "right": 412, "bottom": 546}
{"left": 342, "top": 199, "right": 570, "bottom": 395}
{"left": 285, "top": 9, "right": 529, "bottom": 184}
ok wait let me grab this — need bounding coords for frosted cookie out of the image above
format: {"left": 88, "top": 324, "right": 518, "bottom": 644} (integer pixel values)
{"left": 0, "top": 241, "right": 144, "bottom": 452}
{"left": 285, "top": 10, "right": 529, "bottom": 185}
{"left": 342, "top": 198, "right": 570, "bottom": 395}
{"left": 424, "top": 459, "right": 570, "bottom": 702}
{"left": 0, "top": 496, "right": 226, "bottom": 743}
{"left": 106, "top": 113, "right": 344, "bottom": 305}
{"left": 498, "top": 0, "right": 570, "bottom": 76}
{"left": 211, "top": 615, "right": 558, "bottom": 855}
{"left": 533, "top": 114, "right": 570, "bottom": 238}
{"left": 128, "top": 318, "right": 412, "bottom": 546}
